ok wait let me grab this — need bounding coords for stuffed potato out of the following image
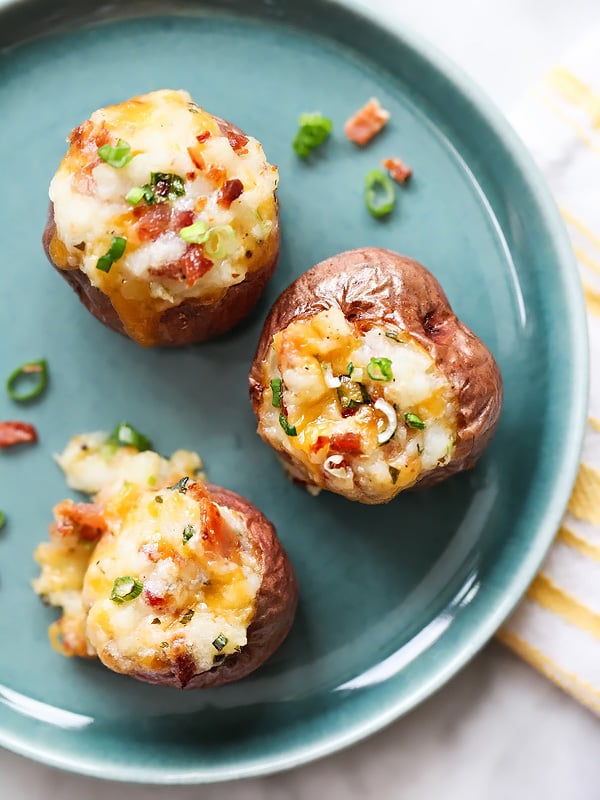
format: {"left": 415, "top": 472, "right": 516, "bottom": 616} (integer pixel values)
{"left": 33, "top": 432, "right": 297, "bottom": 688}
{"left": 43, "top": 89, "right": 280, "bottom": 346}
{"left": 249, "top": 248, "right": 502, "bottom": 504}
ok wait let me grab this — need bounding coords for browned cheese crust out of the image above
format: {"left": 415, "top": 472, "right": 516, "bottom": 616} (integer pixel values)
{"left": 128, "top": 483, "right": 298, "bottom": 689}
{"left": 43, "top": 204, "right": 280, "bottom": 347}
{"left": 249, "top": 247, "right": 503, "bottom": 491}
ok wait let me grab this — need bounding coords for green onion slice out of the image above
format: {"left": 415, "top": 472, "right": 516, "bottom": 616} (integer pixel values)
{"left": 96, "top": 236, "right": 126, "bottom": 273}
{"left": 212, "top": 633, "right": 228, "bottom": 652}
{"left": 182, "top": 524, "right": 195, "bottom": 543}
{"left": 150, "top": 172, "right": 186, "bottom": 201}
{"left": 179, "top": 609, "right": 195, "bottom": 625}
{"left": 405, "top": 412, "right": 426, "bottom": 430}
{"left": 168, "top": 476, "right": 190, "bottom": 493}
{"left": 98, "top": 138, "right": 132, "bottom": 168}
{"left": 270, "top": 378, "right": 283, "bottom": 408}
{"left": 110, "top": 576, "right": 143, "bottom": 603}
{"left": 125, "top": 186, "right": 146, "bottom": 205}
{"left": 279, "top": 413, "right": 297, "bottom": 437}
{"left": 367, "top": 357, "right": 393, "bottom": 381}
{"left": 337, "top": 376, "right": 371, "bottom": 410}
{"left": 204, "top": 225, "right": 236, "bottom": 259}
{"left": 347, "top": 362, "right": 355, "bottom": 376}
{"left": 151, "top": 617, "right": 161, "bottom": 624}
{"left": 107, "top": 421, "right": 151, "bottom": 452}
{"left": 365, "top": 169, "right": 395, "bottom": 217}
{"left": 293, "top": 112, "right": 333, "bottom": 158}
{"left": 180, "top": 220, "right": 209, "bottom": 244}
{"left": 0, "top": 510, "right": 5, "bottom": 529}
{"left": 6, "top": 358, "right": 48, "bottom": 402}
{"left": 389, "top": 466, "right": 400, "bottom": 484}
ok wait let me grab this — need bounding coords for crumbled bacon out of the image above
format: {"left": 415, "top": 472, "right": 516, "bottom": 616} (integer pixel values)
{"left": 311, "top": 436, "right": 329, "bottom": 454}
{"left": 135, "top": 203, "right": 172, "bottom": 241}
{"left": 69, "top": 119, "right": 111, "bottom": 154}
{"left": 206, "top": 166, "right": 227, "bottom": 185}
{"left": 217, "top": 178, "right": 244, "bottom": 209}
{"left": 52, "top": 500, "right": 107, "bottom": 542}
{"left": 143, "top": 589, "right": 166, "bottom": 608}
{"left": 173, "top": 209, "right": 195, "bottom": 230}
{"left": 382, "top": 157, "right": 412, "bottom": 183}
{"left": 0, "top": 421, "right": 38, "bottom": 448}
{"left": 344, "top": 98, "right": 390, "bottom": 146}
{"left": 180, "top": 245, "right": 214, "bottom": 286}
{"left": 187, "top": 146, "right": 205, "bottom": 170}
{"left": 225, "top": 128, "right": 249, "bottom": 153}
{"left": 329, "top": 432, "right": 363, "bottom": 454}
{"left": 196, "top": 131, "right": 211, "bottom": 143}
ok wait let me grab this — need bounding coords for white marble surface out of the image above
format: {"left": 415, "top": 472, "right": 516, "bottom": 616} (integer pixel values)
{"left": 4, "top": 0, "right": 600, "bottom": 797}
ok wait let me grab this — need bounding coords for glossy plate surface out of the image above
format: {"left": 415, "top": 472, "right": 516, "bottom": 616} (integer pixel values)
{"left": 0, "top": 0, "right": 588, "bottom": 783}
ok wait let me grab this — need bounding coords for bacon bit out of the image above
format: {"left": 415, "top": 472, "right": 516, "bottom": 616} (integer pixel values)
{"left": 217, "top": 178, "right": 244, "bottom": 209}
{"left": 187, "top": 146, "right": 205, "bottom": 171}
{"left": 382, "top": 157, "right": 412, "bottom": 183}
{"left": 225, "top": 128, "right": 249, "bottom": 153}
{"left": 199, "top": 498, "right": 239, "bottom": 560}
{"left": 181, "top": 245, "right": 214, "bottom": 286}
{"left": 143, "top": 589, "right": 166, "bottom": 608}
{"left": 135, "top": 203, "right": 172, "bottom": 241}
{"left": 344, "top": 98, "right": 390, "bottom": 146}
{"left": 194, "top": 197, "right": 208, "bottom": 213}
{"left": 173, "top": 209, "right": 195, "bottom": 231}
{"left": 206, "top": 166, "right": 227, "bottom": 185}
{"left": 52, "top": 500, "right": 107, "bottom": 542}
{"left": 185, "top": 171, "right": 197, "bottom": 181}
{"left": 310, "top": 436, "right": 330, "bottom": 454}
{"left": 0, "top": 421, "right": 38, "bottom": 448}
{"left": 196, "top": 131, "right": 211, "bottom": 143}
{"left": 69, "top": 120, "right": 111, "bottom": 154}
{"left": 329, "top": 432, "right": 363, "bottom": 454}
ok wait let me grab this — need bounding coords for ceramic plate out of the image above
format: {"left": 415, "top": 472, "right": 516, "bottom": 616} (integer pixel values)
{"left": 0, "top": 0, "right": 588, "bottom": 784}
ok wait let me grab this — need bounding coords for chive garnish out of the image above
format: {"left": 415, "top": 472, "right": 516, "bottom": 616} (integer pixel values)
{"left": 270, "top": 378, "right": 283, "bottom": 408}
{"left": 389, "top": 466, "right": 400, "bottom": 484}
{"left": 182, "top": 524, "right": 195, "bottom": 543}
{"left": 293, "top": 112, "right": 333, "bottom": 158}
{"left": 405, "top": 412, "right": 426, "bottom": 430}
{"left": 98, "top": 138, "right": 132, "bottom": 168}
{"left": 0, "top": 510, "right": 5, "bottom": 529}
{"left": 96, "top": 236, "right": 126, "bottom": 273}
{"left": 180, "top": 220, "right": 209, "bottom": 244}
{"left": 150, "top": 172, "right": 185, "bottom": 201}
{"left": 365, "top": 169, "right": 395, "bottom": 217}
{"left": 385, "top": 331, "right": 401, "bottom": 341}
{"left": 168, "top": 476, "right": 190, "bottom": 493}
{"left": 204, "top": 225, "right": 236, "bottom": 259}
{"left": 151, "top": 617, "right": 161, "bottom": 624}
{"left": 367, "top": 357, "right": 393, "bottom": 381}
{"left": 179, "top": 609, "right": 195, "bottom": 625}
{"left": 347, "top": 362, "right": 355, "bottom": 376}
{"left": 212, "top": 633, "right": 228, "bottom": 652}
{"left": 110, "top": 576, "right": 143, "bottom": 603}
{"left": 107, "top": 421, "right": 151, "bottom": 452}
{"left": 279, "top": 413, "right": 297, "bottom": 437}
{"left": 6, "top": 359, "right": 48, "bottom": 402}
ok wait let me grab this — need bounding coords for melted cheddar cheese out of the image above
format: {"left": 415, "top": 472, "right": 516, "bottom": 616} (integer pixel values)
{"left": 258, "top": 309, "right": 458, "bottom": 503}
{"left": 49, "top": 89, "right": 279, "bottom": 345}
{"left": 33, "top": 435, "right": 261, "bottom": 680}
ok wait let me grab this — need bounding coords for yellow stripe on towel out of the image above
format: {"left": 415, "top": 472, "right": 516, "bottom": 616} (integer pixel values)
{"left": 569, "top": 463, "right": 600, "bottom": 525}
{"left": 547, "top": 66, "right": 600, "bottom": 128}
{"left": 527, "top": 574, "right": 600, "bottom": 639}
{"left": 574, "top": 246, "right": 600, "bottom": 277}
{"left": 498, "top": 629, "right": 600, "bottom": 714}
{"left": 557, "top": 525, "right": 600, "bottom": 563}
{"left": 537, "top": 90, "right": 600, "bottom": 157}
{"left": 583, "top": 283, "right": 600, "bottom": 317}
{"left": 591, "top": 417, "right": 600, "bottom": 433}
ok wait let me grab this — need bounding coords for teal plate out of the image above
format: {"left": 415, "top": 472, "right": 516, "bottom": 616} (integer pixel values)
{"left": 0, "top": 0, "right": 588, "bottom": 784}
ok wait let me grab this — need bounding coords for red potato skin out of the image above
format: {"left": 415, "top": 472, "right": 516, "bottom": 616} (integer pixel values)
{"left": 249, "top": 247, "right": 503, "bottom": 493}
{"left": 42, "top": 207, "right": 280, "bottom": 347}
{"left": 127, "top": 484, "right": 298, "bottom": 689}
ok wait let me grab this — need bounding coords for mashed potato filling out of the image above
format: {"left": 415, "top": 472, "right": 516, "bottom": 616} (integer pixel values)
{"left": 33, "top": 434, "right": 261, "bottom": 679}
{"left": 259, "top": 308, "right": 458, "bottom": 502}
{"left": 48, "top": 89, "right": 278, "bottom": 344}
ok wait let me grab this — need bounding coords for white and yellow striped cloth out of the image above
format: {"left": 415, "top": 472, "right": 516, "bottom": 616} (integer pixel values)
{"left": 499, "top": 30, "right": 600, "bottom": 713}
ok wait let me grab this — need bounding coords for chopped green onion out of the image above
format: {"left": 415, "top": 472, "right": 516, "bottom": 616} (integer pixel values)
{"left": 107, "top": 421, "right": 151, "bottom": 452}
{"left": 98, "top": 138, "right": 132, "bottom": 168}
{"left": 0, "top": 510, "right": 5, "bottom": 529}
{"left": 367, "top": 357, "right": 393, "bottom": 381}
{"left": 365, "top": 169, "right": 395, "bottom": 217}
{"left": 182, "top": 524, "right": 195, "bottom": 543}
{"left": 110, "top": 576, "right": 143, "bottom": 603}
{"left": 160, "top": 641, "right": 169, "bottom": 648}
{"left": 389, "top": 466, "right": 400, "bottom": 484}
{"left": 279, "top": 413, "right": 297, "bottom": 437}
{"left": 293, "top": 112, "right": 333, "bottom": 158}
{"left": 125, "top": 186, "right": 146, "bottom": 205}
{"left": 168, "top": 476, "right": 189, "bottom": 493}
{"left": 150, "top": 172, "right": 186, "bottom": 201}
{"left": 204, "top": 225, "right": 236, "bottom": 259}
{"left": 180, "top": 220, "right": 209, "bottom": 244}
{"left": 151, "top": 617, "right": 161, "bottom": 624}
{"left": 155, "top": 495, "right": 164, "bottom": 504}
{"left": 405, "top": 412, "right": 425, "bottom": 430}
{"left": 212, "top": 633, "right": 228, "bottom": 652}
{"left": 385, "top": 330, "right": 401, "bottom": 341}
{"left": 337, "top": 376, "right": 371, "bottom": 410}
{"left": 179, "top": 609, "right": 195, "bottom": 625}
{"left": 6, "top": 359, "right": 48, "bottom": 402}
{"left": 96, "top": 236, "right": 126, "bottom": 273}
{"left": 270, "top": 378, "right": 282, "bottom": 408}
{"left": 347, "top": 362, "right": 355, "bottom": 376}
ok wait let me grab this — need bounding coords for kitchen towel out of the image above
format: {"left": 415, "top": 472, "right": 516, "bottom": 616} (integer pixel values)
{"left": 499, "top": 28, "right": 600, "bottom": 712}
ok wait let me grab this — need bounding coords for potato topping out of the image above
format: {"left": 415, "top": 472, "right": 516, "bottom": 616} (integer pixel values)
{"left": 33, "top": 434, "right": 261, "bottom": 680}
{"left": 259, "top": 308, "right": 457, "bottom": 502}
{"left": 48, "top": 89, "right": 279, "bottom": 344}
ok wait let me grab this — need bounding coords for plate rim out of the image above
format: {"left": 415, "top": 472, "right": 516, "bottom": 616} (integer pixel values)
{"left": 0, "top": 0, "right": 590, "bottom": 783}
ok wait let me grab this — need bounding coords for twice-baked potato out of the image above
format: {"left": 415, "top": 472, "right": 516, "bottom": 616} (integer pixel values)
{"left": 33, "top": 432, "right": 297, "bottom": 688}
{"left": 43, "top": 89, "right": 280, "bottom": 346}
{"left": 249, "top": 248, "right": 502, "bottom": 504}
